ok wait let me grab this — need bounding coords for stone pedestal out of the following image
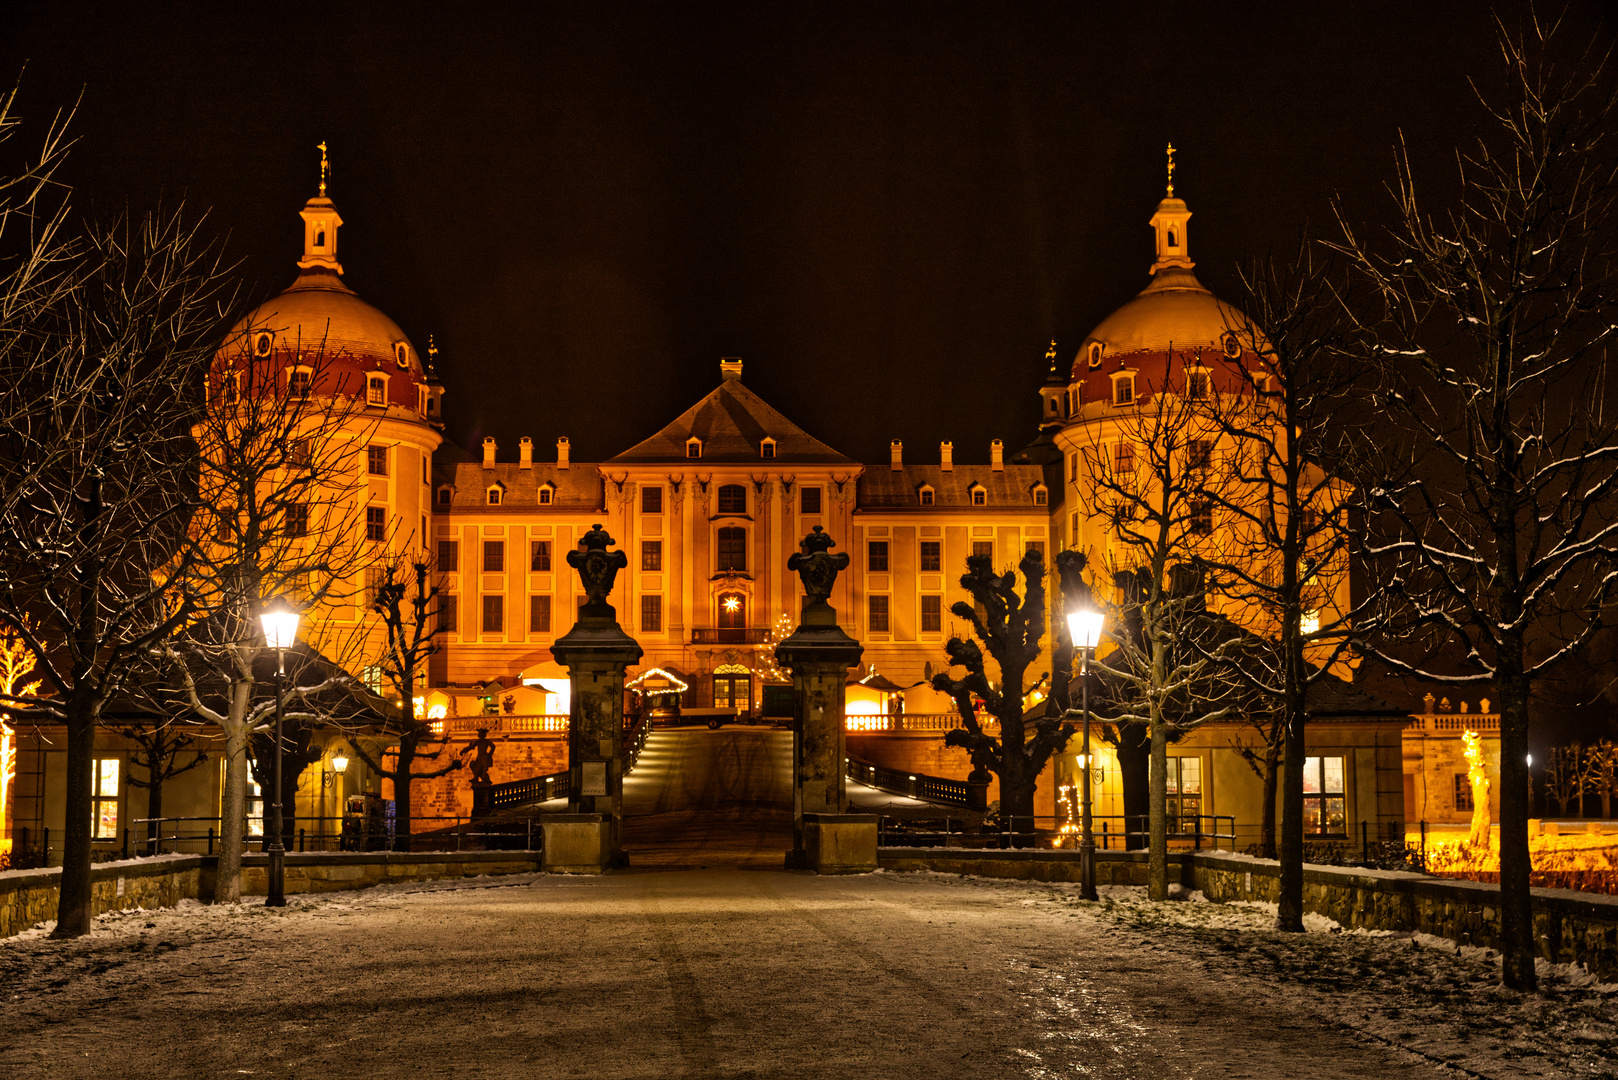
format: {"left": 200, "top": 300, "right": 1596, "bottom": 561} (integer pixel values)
{"left": 803, "top": 813, "right": 879, "bottom": 873}
{"left": 552, "top": 604, "right": 642, "bottom": 869}
{"left": 470, "top": 781, "right": 492, "bottom": 819}
{"left": 539, "top": 813, "right": 612, "bottom": 874}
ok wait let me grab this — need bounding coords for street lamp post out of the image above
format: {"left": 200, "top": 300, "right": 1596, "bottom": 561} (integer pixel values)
{"left": 259, "top": 596, "right": 301, "bottom": 908}
{"left": 1066, "top": 608, "right": 1104, "bottom": 901}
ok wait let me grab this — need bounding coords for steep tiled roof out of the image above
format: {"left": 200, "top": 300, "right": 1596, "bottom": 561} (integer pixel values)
{"left": 447, "top": 462, "right": 603, "bottom": 511}
{"left": 606, "top": 377, "right": 857, "bottom": 465}
{"left": 857, "top": 464, "right": 1048, "bottom": 511}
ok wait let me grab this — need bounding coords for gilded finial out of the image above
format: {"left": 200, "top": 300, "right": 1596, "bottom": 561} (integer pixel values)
{"left": 317, "top": 140, "right": 329, "bottom": 198}
{"left": 1045, "top": 339, "right": 1057, "bottom": 361}
{"left": 1166, "top": 142, "right": 1176, "bottom": 198}
{"left": 427, "top": 334, "right": 437, "bottom": 365}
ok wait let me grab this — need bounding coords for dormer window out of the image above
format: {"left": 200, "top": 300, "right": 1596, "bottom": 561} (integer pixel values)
{"left": 1112, "top": 373, "right": 1135, "bottom": 406}
{"left": 1222, "top": 331, "right": 1243, "bottom": 360}
{"left": 436, "top": 486, "right": 453, "bottom": 506}
{"left": 253, "top": 331, "right": 273, "bottom": 358}
{"left": 219, "top": 372, "right": 238, "bottom": 404}
{"left": 970, "top": 486, "right": 987, "bottom": 507}
{"left": 1033, "top": 484, "right": 1049, "bottom": 506}
{"left": 686, "top": 437, "right": 702, "bottom": 459}
{"left": 287, "top": 367, "right": 312, "bottom": 400}
{"left": 538, "top": 484, "right": 554, "bottom": 505}
{"left": 394, "top": 342, "right": 410, "bottom": 370}
{"left": 760, "top": 437, "right": 776, "bottom": 459}
{"left": 1185, "top": 369, "right": 1209, "bottom": 401}
{"left": 486, "top": 485, "right": 504, "bottom": 506}
{"left": 919, "top": 485, "right": 935, "bottom": 507}
{"left": 367, "top": 374, "right": 388, "bottom": 406}
{"left": 1088, "top": 342, "right": 1104, "bottom": 368}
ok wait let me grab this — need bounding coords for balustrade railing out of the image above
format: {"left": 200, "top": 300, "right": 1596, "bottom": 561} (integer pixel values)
{"left": 439, "top": 714, "right": 569, "bottom": 736}
{"left": 844, "top": 712, "right": 999, "bottom": 734}
{"left": 691, "top": 627, "right": 769, "bottom": 645}
{"left": 845, "top": 755, "right": 986, "bottom": 809}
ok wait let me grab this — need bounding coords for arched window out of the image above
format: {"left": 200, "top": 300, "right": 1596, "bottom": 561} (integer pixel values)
{"left": 760, "top": 437, "right": 776, "bottom": 459}
{"left": 436, "top": 487, "right": 452, "bottom": 506}
{"left": 716, "top": 526, "right": 747, "bottom": 571}
{"left": 1033, "top": 485, "right": 1048, "bottom": 506}
{"left": 717, "top": 484, "right": 746, "bottom": 515}
{"left": 1112, "top": 373, "right": 1135, "bottom": 406}
{"left": 686, "top": 437, "right": 703, "bottom": 459}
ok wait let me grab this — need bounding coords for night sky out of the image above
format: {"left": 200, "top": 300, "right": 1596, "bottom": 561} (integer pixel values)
{"left": 6, "top": 0, "right": 1606, "bottom": 469}
{"left": 4, "top": 2, "right": 1616, "bottom": 732}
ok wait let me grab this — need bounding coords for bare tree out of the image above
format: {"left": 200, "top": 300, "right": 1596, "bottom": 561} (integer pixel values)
{"left": 1541, "top": 744, "right": 1585, "bottom": 816}
{"left": 0, "top": 207, "right": 233, "bottom": 937}
{"left": 106, "top": 711, "right": 208, "bottom": 855}
{"left": 1580, "top": 740, "right": 1616, "bottom": 820}
{"left": 1337, "top": 17, "right": 1618, "bottom": 989}
{"left": 932, "top": 549, "right": 1071, "bottom": 842}
{"left": 344, "top": 556, "right": 461, "bottom": 850}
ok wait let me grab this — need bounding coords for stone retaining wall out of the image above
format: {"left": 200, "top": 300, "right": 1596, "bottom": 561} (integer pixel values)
{"left": 880, "top": 847, "right": 1618, "bottom": 978}
{"left": 0, "top": 851, "right": 542, "bottom": 938}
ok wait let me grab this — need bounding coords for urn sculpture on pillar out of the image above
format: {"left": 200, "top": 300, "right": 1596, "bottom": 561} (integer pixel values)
{"left": 775, "top": 527, "right": 874, "bottom": 872}
{"left": 547, "top": 523, "right": 643, "bottom": 872}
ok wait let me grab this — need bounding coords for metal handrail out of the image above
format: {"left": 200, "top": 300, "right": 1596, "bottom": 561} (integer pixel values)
{"left": 845, "top": 755, "right": 986, "bottom": 808}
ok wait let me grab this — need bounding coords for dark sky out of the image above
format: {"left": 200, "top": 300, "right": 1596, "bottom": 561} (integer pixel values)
{"left": 6, "top": 0, "right": 1606, "bottom": 470}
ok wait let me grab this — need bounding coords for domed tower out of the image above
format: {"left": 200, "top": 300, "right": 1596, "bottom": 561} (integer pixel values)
{"left": 208, "top": 147, "right": 444, "bottom": 674}
{"left": 1051, "top": 151, "right": 1264, "bottom": 578}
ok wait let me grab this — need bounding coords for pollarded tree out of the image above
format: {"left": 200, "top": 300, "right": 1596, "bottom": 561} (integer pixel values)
{"left": 1337, "top": 16, "right": 1618, "bottom": 989}
{"left": 1541, "top": 744, "right": 1584, "bottom": 817}
{"left": 344, "top": 555, "right": 461, "bottom": 850}
{"left": 933, "top": 548, "right": 1072, "bottom": 839}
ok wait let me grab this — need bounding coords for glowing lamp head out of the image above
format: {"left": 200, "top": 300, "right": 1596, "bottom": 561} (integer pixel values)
{"left": 259, "top": 595, "right": 301, "bottom": 651}
{"left": 1066, "top": 608, "right": 1104, "bottom": 651}
{"left": 331, "top": 752, "right": 349, "bottom": 775}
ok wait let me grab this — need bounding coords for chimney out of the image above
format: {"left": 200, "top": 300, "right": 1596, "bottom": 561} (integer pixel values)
{"left": 890, "top": 439, "right": 903, "bottom": 471}
{"left": 940, "top": 441, "right": 954, "bottom": 471}
{"left": 482, "top": 436, "right": 497, "bottom": 467}
{"left": 720, "top": 357, "right": 743, "bottom": 381}
{"left": 557, "top": 436, "right": 571, "bottom": 470}
{"left": 991, "top": 438, "right": 1004, "bottom": 472}
{"left": 519, "top": 437, "right": 533, "bottom": 470}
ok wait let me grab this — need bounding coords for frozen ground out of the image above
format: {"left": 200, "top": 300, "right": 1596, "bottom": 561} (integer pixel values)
{"left": 2, "top": 869, "right": 1613, "bottom": 1079}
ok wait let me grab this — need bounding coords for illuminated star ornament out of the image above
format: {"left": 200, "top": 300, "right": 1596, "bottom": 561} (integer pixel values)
{"left": 723, "top": 596, "right": 741, "bottom": 613}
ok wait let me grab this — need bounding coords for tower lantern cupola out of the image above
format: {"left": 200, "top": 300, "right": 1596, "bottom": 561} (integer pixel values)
{"left": 297, "top": 141, "right": 344, "bottom": 274}
{"left": 1148, "top": 143, "right": 1193, "bottom": 276}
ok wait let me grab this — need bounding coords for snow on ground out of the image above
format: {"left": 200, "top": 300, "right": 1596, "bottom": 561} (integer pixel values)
{"left": 2, "top": 872, "right": 1616, "bottom": 1078}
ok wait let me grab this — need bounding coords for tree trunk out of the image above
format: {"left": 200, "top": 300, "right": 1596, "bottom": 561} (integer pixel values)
{"left": 1148, "top": 718, "right": 1168, "bottom": 902}
{"left": 215, "top": 680, "right": 252, "bottom": 905}
{"left": 1259, "top": 740, "right": 1280, "bottom": 860}
{"left": 1277, "top": 688, "right": 1306, "bottom": 932}
{"left": 391, "top": 740, "right": 416, "bottom": 852}
{"left": 1498, "top": 662, "right": 1536, "bottom": 991}
{"left": 52, "top": 705, "right": 96, "bottom": 937}
{"left": 1114, "top": 724, "right": 1150, "bottom": 850}
{"left": 145, "top": 779, "right": 163, "bottom": 856}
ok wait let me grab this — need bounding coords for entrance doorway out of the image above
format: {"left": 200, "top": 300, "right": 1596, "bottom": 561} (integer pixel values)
{"left": 714, "top": 673, "right": 752, "bottom": 712}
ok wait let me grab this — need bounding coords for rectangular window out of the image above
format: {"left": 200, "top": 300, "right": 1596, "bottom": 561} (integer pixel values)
{"left": 285, "top": 503, "right": 308, "bottom": 538}
{"left": 366, "top": 506, "right": 386, "bottom": 541}
{"left": 367, "top": 444, "right": 388, "bottom": 475}
{"left": 1189, "top": 500, "right": 1212, "bottom": 535}
{"left": 1114, "top": 376, "right": 1134, "bottom": 405}
{"left": 921, "top": 595, "right": 942, "bottom": 633}
{"left": 366, "top": 566, "right": 386, "bottom": 605}
{"left": 717, "top": 485, "right": 747, "bottom": 515}
{"left": 530, "top": 594, "right": 552, "bottom": 633}
{"left": 482, "top": 594, "right": 504, "bottom": 634}
{"left": 1165, "top": 755, "right": 1203, "bottom": 833}
{"left": 1069, "top": 452, "right": 1078, "bottom": 483}
{"left": 641, "top": 595, "right": 663, "bottom": 633}
{"left": 92, "top": 758, "right": 119, "bottom": 840}
{"left": 641, "top": 486, "right": 663, "bottom": 513}
{"left": 1187, "top": 439, "right": 1213, "bottom": 473}
{"left": 642, "top": 540, "right": 663, "bottom": 571}
{"left": 1186, "top": 372, "right": 1208, "bottom": 400}
{"left": 1026, "top": 540, "right": 1045, "bottom": 562}
{"left": 1454, "top": 772, "right": 1474, "bottom": 813}
{"left": 439, "top": 594, "right": 458, "bottom": 634}
{"left": 716, "top": 527, "right": 747, "bottom": 572}
{"left": 530, "top": 540, "right": 551, "bottom": 572}
{"left": 800, "top": 486, "right": 822, "bottom": 514}
{"left": 484, "top": 540, "right": 505, "bottom": 572}
{"left": 1114, "top": 442, "right": 1135, "bottom": 475}
{"left": 868, "top": 595, "right": 890, "bottom": 633}
{"left": 437, "top": 539, "right": 459, "bottom": 572}
{"left": 868, "top": 540, "right": 889, "bottom": 572}
{"left": 919, "top": 540, "right": 941, "bottom": 572}
{"left": 288, "top": 369, "right": 311, "bottom": 399}
{"left": 289, "top": 439, "right": 311, "bottom": 467}
{"left": 972, "top": 540, "right": 993, "bottom": 561}
{"left": 1302, "top": 756, "right": 1347, "bottom": 834}
{"left": 367, "top": 377, "right": 387, "bottom": 405}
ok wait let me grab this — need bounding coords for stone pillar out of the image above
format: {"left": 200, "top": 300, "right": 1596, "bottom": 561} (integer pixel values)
{"left": 549, "top": 524, "right": 643, "bottom": 871}
{"left": 776, "top": 526, "right": 870, "bottom": 871}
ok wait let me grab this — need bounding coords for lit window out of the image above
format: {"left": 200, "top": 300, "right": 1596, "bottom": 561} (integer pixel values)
{"left": 642, "top": 540, "right": 662, "bottom": 571}
{"left": 531, "top": 540, "right": 552, "bottom": 571}
{"left": 717, "top": 484, "right": 746, "bottom": 514}
{"left": 971, "top": 487, "right": 986, "bottom": 507}
{"left": 367, "top": 375, "right": 387, "bottom": 405}
{"left": 1300, "top": 610, "right": 1320, "bottom": 635}
{"left": 92, "top": 758, "right": 119, "bottom": 840}
{"left": 367, "top": 445, "right": 388, "bottom": 476}
{"left": 366, "top": 506, "right": 386, "bottom": 541}
{"left": 1165, "top": 755, "right": 1202, "bottom": 831}
{"left": 538, "top": 485, "right": 554, "bottom": 505}
{"left": 1302, "top": 756, "right": 1346, "bottom": 834}
{"left": 919, "top": 486, "right": 935, "bottom": 506}
{"left": 1113, "top": 375, "right": 1134, "bottom": 406}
